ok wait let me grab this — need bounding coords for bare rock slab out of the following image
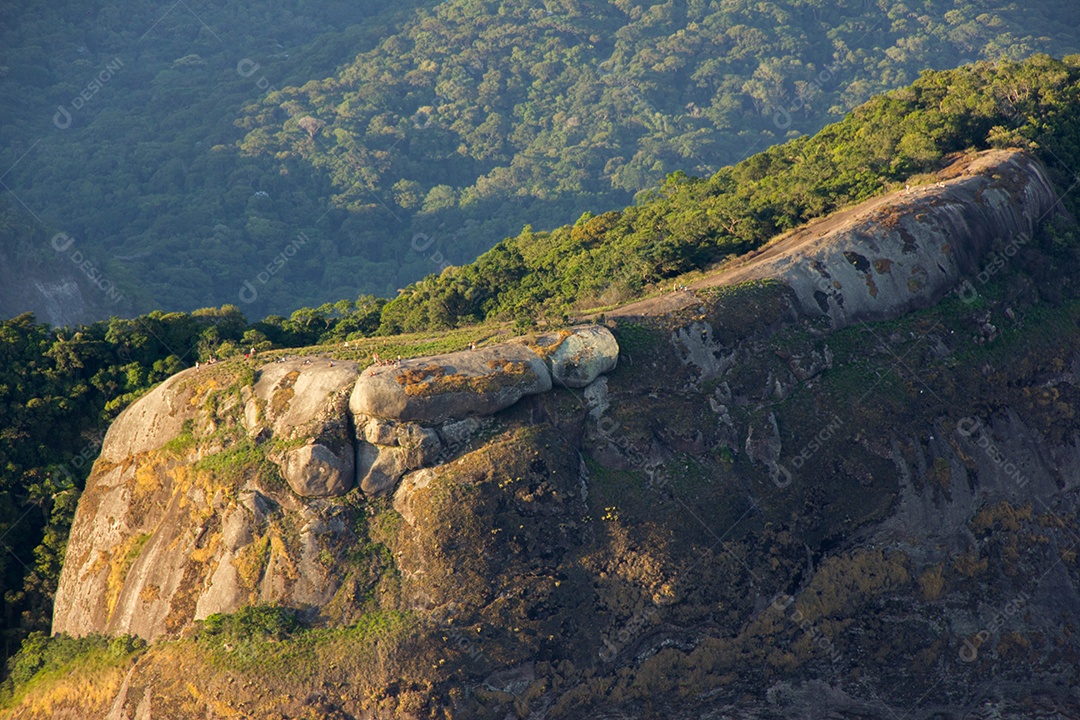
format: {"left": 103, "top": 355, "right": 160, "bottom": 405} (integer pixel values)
{"left": 350, "top": 343, "right": 552, "bottom": 423}
{"left": 282, "top": 442, "right": 356, "bottom": 497}
{"left": 526, "top": 325, "right": 619, "bottom": 388}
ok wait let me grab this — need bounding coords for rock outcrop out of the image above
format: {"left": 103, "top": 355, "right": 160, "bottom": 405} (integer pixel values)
{"left": 611, "top": 149, "right": 1059, "bottom": 331}
{"left": 36, "top": 147, "right": 1080, "bottom": 720}
{"left": 51, "top": 360, "right": 368, "bottom": 642}
{"left": 244, "top": 358, "right": 360, "bottom": 497}
{"left": 53, "top": 326, "right": 619, "bottom": 641}
{"left": 349, "top": 325, "right": 619, "bottom": 423}
{"left": 350, "top": 343, "right": 552, "bottom": 423}
{"left": 751, "top": 151, "right": 1058, "bottom": 327}
{"left": 526, "top": 325, "right": 620, "bottom": 387}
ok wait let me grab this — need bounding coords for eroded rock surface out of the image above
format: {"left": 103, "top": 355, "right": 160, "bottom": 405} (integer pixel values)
{"left": 247, "top": 358, "right": 359, "bottom": 498}
{"left": 53, "top": 328, "right": 620, "bottom": 641}
{"left": 52, "top": 361, "right": 365, "bottom": 642}
{"left": 350, "top": 342, "right": 551, "bottom": 423}
{"left": 350, "top": 325, "right": 618, "bottom": 423}
{"left": 99, "top": 369, "right": 204, "bottom": 463}
{"left": 721, "top": 150, "right": 1058, "bottom": 327}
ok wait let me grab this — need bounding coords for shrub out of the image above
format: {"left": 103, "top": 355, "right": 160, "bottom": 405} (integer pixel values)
{"left": 199, "top": 604, "right": 301, "bottom": 642}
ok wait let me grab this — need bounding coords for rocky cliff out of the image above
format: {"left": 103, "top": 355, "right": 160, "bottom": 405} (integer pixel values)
{"left": 28, "top": 150, "right": 1080, "bottom": 719}
{"left": 52, "top": 326, "right": 620, "bottom": 641}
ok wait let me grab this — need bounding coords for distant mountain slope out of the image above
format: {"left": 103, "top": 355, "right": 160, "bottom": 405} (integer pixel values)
{"left": 1, "top": 0, "right": 1079, "bottom": 319}
{"left": 377, "top": 55, "right": 1080, "bottom": 332}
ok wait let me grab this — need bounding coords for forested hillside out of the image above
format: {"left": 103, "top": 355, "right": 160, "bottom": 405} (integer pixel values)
{"left": 2, "top": 0, "right": 1078, "bottom": 320}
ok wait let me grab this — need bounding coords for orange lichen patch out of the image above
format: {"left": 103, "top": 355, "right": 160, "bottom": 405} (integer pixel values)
{"left": 398, "top": 360, "right": 537, "bottom": 397}
{"left": 134, "top": 458, "right": 163, "bottom": 499}
{"left": 189, "top": 532, "right": 221, "bottom": 564}
{"left": 106, "top": 533, "right": 151, "bottom": 617}
{"left": 864, "top": 274, "right": 878, "bottom": 298}
{"left": 270, "top": 371, "right": 300, "bottom": 416}
{"left": 234, "top": 534, "right": 271, "bottom": 589}
{"left": 917, "top": 564, "right": 945, "bottom": 601}
{"left": 189, "top": 378, "right": 222, "bottom": 409}
{"left": 140, "top": 584, "right": 161, "bottom": 604}
{"left": 269, "top": 534, "right": 299, "bottom": 583}
{"left": 873, "top": 258, "right": 893, "bottom": 274}
{"left": 524, "top": 330, "right": 574, "bottom": 359}
{"left": 395, "top": 364, "right": 447, "bottom": 387}
{"left": 184, "top": 680, "right": 244, "bottom": 719}
{"left": 873, "top": 203, "right": 909, "bottom": 230}
{"left": 84, "top": 548, "right": 110, "bottom": 581}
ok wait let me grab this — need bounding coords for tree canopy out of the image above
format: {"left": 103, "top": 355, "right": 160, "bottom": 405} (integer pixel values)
{"left": 1, "top": 0, "right": 1077, "bottom": 318}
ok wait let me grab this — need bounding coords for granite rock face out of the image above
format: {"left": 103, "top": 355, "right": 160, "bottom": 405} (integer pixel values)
{"left": 282, "top": 442, "right": 355, "bottom": 497}
{"left": 53, "top": 328, "right": 621, "bottom": 641}
{"left": 725, "top": 150, "right": 1059, "bottom": 329}
{"left": 246, "top": 358, "right": 360, "bottom": 498}
{"left": 349, "top": 342, "right": 552, "bottom": 423}
{"left": 98, "top": 370, "right": 205, "bottom": 464}
{"left": 349, "top": 325, "right": 619, "bottom": 423}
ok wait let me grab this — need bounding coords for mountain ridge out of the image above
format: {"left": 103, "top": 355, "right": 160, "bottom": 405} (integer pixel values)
{"left": 21, "top": 144, "right": 1079, "bottom": 719}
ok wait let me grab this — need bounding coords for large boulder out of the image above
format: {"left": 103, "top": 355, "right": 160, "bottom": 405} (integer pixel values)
{"left": 282, "top": 442, "right": 355, "bottom": 497}
{"left": 350, "top": 343, "right": 552, "bottom": 423}
{"left": 526, "top": 325, "right": 619, "bottom": 388}
{"left": 356, "top": 443, "right": 410, "bottom": 496}
{"left": 248, "top": 358, "right": 360, "bottom": 498}
{"left": 354, "top": 419, "right": 444, "bottom": 496}
{"left": 247, "top": 358, "right": 359, "bottom": 439}
{"left": 359, "top": 418, "right": 443, "bottom": 467}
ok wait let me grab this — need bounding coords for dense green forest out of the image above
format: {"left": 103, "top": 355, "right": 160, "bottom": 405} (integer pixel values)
{"left": 2, "top": 0, "right": 1078, "bottom": 319}
{"left": 4, "top": 56, "right": 1080, "bottom": 673}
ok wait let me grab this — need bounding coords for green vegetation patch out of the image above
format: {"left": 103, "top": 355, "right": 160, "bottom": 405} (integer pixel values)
{"left": 0, "top": 632, "right": 146, "bottom": 709}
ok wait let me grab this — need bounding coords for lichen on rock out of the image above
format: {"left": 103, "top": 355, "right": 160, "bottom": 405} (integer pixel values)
{"left": 350, "top": 342, "right": 552, "bottom": 423}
